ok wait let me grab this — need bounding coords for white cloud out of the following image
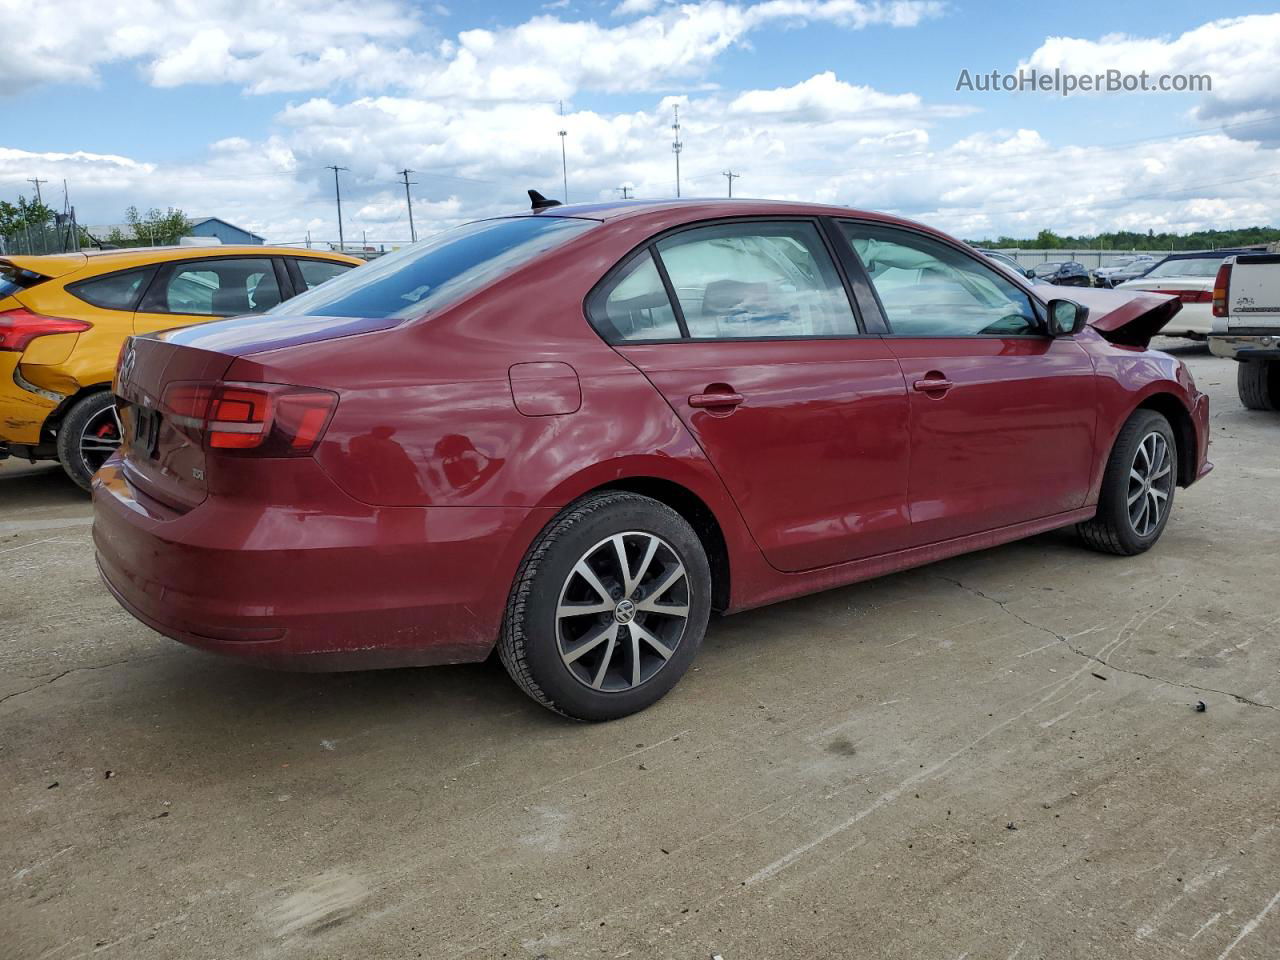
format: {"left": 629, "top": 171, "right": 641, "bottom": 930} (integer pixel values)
{"left": 1021, "top": 14, "right": 1280, "bottom": 140}
{"left": 1, "top": 0, "right": 944, "bottom": 100}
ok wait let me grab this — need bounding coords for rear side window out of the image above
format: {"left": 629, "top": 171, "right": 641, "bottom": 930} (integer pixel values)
{"left": 142, "top": 258, "right": 282, "bottom": 316}
{"left": 590, "top": 251, "right": 682, "bottom": 341}
{"left": 654, "top": 221, "right": 857, "bottom": 338}
{"left": 274, "top": 217, "right": 596, "bottom": 320}
{"left": 68, "top": 267, "right": 156, "bottom": 311}
{"left": 294, "top": 258, "right": 353, "bottom": 290}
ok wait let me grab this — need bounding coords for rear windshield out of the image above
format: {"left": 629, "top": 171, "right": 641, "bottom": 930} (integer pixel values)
{"left": 0, "top": 262, "right": 48, "bottom": 299}
{"left": 1144, "top": 257, "right": 1225, "bottom": 278}
{"left": 273, "top": 216, "right": 597, "bottom": 320}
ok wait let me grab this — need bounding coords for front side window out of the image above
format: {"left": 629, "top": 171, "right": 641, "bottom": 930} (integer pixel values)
{"left": 144, "top": 258, "right": 281, "bottom": 316}
{"left": 590, "top": 251, "right": 682, "bottom": 341}
{"left": 275, "top": 216, "right": 596, "bottom": 320}
{"left": 294, "top": 258, "right": 354, "bottom": 290}
{"left": 842, "top": 223, "right": 1040, "bottom": 337}
{"left": 654, "top": 221, "right": 857, "bottom": 339}
{"left": 68, "top": 267, "right": 156, "bottom": 311}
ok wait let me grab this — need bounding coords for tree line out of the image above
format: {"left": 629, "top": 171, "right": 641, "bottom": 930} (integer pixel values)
{"left": 0, "top": 191, "right": 192, "bottom": 249}
{"left": 967, "top": 226, "right": 1280, "bottom": 251}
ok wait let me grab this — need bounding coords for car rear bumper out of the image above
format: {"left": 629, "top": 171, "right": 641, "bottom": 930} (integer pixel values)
{"left": 0, "top": 355, "right": 58, "bottom": 445}
{"left": 1209, "top": 334, "right": 1280, "bottom": 359}
{"left": 93, "top": 459, "right": 546, "bottom": 670}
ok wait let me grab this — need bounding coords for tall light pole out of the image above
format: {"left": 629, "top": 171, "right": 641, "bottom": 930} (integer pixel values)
{"left": 723, "top": 170, "right": 740, "bottom": 197}
{"left": 398, "top": 168, "right": 418, "bottom": 242}
{"left": 671, "top": 105, "right": 683, "bottom": 198}
{"left": 325, "top": 165, "right": 348, "bottom": 250}
{"left": 558, "top": 100, "right": 569, "bottom": 204}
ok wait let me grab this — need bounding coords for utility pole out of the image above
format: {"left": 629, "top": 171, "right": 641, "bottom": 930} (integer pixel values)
{"left": 558, "top": 100, "right": 569, "bottom": 204}
{"left": 26, "top": 177, "right": 48, "bottom": 206}
{"left": 722, "top": 170, "right": 740, "bottom": 198}
{"left": 325, "top": 165, "right": 348, "bottom": 250}
{"left": 617, "top": 185, "right": 634, "bottom": 199}
{"left": 671, "top": 105, "right": 683, "bottom": 198}
{"left": 398, "top": 168, "right": 418, "bottom": 242}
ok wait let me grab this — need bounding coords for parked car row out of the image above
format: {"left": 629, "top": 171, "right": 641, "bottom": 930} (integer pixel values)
{"left": 0, "top": 246, "right": 360, "bottom": 487}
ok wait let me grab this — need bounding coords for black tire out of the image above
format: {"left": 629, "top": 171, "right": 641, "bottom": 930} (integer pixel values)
{"left": 1077, "top": 409, "right": 1177, "bottom": 556}
{"left": 56, "top": 391, "right": 121, "bottom": 492}
{"left": 1238, "top": 358, "right": 1280, "bottom": 411}
{"left": 498, "top": 491, "right": 712, "bottom": 721}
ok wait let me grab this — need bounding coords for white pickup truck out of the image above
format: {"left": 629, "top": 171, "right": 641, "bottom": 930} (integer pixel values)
{"left": 1209, "top": 243, "right": 1280, "bottom": 410}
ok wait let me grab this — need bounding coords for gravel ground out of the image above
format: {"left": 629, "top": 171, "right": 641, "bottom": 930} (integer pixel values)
{"left": 2, "top": 341, "right": 1277, "bottom": 959}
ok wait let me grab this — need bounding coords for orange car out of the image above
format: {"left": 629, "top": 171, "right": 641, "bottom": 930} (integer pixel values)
{"left": 1, "top": 245, "right": 361, "bottom": 488}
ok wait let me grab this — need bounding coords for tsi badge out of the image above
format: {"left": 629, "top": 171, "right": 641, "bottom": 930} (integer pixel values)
{"left": 191, "top": 468, "right": 205, "bottom": 481}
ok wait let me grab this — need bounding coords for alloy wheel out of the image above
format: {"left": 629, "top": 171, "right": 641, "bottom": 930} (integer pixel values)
{"left": 555, "top": 531, "right": 691, "bottom": 692}
{"left": 1127, "top": 431, "right": 1173, "bottom": 537}
{"left": 79, "top": 402, "right": 123, "bottom": 474}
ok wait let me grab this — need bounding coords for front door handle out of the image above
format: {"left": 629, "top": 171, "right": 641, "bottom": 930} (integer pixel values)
{"left": 689, "top": 391, "right": 745, "bottom": 409}
{"left": 912, "top": 377, "right": 953, "bottom": 394}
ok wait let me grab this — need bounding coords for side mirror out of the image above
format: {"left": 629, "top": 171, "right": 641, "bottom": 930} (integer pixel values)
{"left": 1047, "top": 299, "right": 1088, "bottom": 336}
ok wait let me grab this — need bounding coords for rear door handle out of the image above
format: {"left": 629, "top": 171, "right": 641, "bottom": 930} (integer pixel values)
{"left": 912, "top": 378, "right": 953, "bottom": 393}
{"left": 689, "top": 392, "right": 745, "bottom": 409}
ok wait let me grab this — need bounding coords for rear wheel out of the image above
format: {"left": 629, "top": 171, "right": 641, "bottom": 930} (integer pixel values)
{"left": 1238, "top": 358, "right": 1280, "bottom": 411}
{"left": 56, "top": 391, "right": 122, "bottom": 492}
{"left": 498, "top": 491, "right": 711, "bottom": 721}
{"left": 1078, "top": 409, "right": 1177, "bottom": 556}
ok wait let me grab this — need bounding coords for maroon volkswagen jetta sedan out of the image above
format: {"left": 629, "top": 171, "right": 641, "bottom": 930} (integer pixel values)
{"left": 94, "top": 198, "right": 1210, "bottom": 720}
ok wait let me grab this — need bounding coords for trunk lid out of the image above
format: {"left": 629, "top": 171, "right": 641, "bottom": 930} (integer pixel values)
{"left": 159, "top": 312, "right": 405, "bottom": 357}
{"left": 1062, "top": 287, "right": 1182, "bottom": 347}
{"left": 114, "top": 335, "right": 234, "bottom": 511}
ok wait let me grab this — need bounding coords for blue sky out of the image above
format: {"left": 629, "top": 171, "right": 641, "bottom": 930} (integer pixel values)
{"left": 4, "top": 0, "right": 1279, "bottom": 241}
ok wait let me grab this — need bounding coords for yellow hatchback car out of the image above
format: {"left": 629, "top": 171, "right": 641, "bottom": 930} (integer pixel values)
{"left": 0, "top": 245, "right": 361, "bottom": 488}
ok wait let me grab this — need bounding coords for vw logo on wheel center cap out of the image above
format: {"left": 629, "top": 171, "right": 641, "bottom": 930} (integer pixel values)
{"left": 614, "top": 599, "right": 637, "bottom": 624}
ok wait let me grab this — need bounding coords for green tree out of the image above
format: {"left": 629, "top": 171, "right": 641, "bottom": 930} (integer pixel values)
{"left": 124, "top": 206, "right": 193, "bottom": 246}
{"left": 0, "top": 195, "right": 56, "bottom": 237}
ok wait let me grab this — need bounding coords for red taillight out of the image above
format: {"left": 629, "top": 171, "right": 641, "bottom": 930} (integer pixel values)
{"left": 1213, "top": 263, "right": 1232, "bottom": 318}
{"left": 1159, "top": 290, "right": 1213, "bottom": 304}
{"left": 0, "top": 308, "right": 91, "bottom": 352}
{"left": 159, "top": 381, "right": 337, "bottom": 456}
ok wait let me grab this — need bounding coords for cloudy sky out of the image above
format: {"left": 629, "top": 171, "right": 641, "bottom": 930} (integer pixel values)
{"left": 3, "top": 0, "right": 1278, "bottom": 244}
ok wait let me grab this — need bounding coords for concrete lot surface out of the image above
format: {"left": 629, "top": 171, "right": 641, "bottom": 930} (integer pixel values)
{"left": 2, "top": 343, "right": 1277, "bottom": 959}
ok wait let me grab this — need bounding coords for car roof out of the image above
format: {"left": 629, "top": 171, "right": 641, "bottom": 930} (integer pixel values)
{"left": 0, "top": 245, "right": 362, "bottom": 280}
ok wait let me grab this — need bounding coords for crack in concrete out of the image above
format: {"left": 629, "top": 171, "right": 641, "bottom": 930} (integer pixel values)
{"left": 935, "top": 574, "right": 1277, "bottom": 712}
{"left": 0, "top": 656, "right": 156, "bottom": 707}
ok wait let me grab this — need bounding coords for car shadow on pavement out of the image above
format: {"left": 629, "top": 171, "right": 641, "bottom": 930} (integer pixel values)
{"left": 0, "top": 461, "right": 86, "bottom": 509}
{"left": 98, "top": 526, "right": 1089, "bottom": 768}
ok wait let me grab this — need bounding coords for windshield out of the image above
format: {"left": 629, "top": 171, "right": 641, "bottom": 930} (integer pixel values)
{"left": 1143, "top": 257, "right": 1225, "bottom": 278}
{"left": 1036, "top": 262, "right": 1064, "bottom": 271}
{"left": 274, "top": 216, "right": 597, "bottom": 319}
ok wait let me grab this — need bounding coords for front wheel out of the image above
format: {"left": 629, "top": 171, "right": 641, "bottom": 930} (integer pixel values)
{"left": 498, "top": 491, "right": 712, "bottom": 721}
{"left": 1077, "top": 409, "right": 1177, "bottom": 556}
{"left": 56, "top": 391, "right": 122, "bottom": 492}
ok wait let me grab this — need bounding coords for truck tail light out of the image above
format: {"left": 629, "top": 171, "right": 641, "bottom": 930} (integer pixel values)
{"left": 0, "top": 308, "right": 91, "bottom": 352}
{"left": 1212, "top": 263, "right": 1232, "bottom": 318}
{"left": 160, "top": 381, "right": 337, "bottom": 456}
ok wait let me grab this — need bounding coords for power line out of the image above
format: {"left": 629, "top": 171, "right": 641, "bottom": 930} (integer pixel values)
{"left": 26, "top": 177, "right": 48, "bottom": 206}
{"left": 398, "top": 168, "right": 418, "bottom": 242}
{"left": 325, "top": 165, "right": 349, "bottom": 250}
{"left": 722, "top": 170, "right": 741, "bottom": 198}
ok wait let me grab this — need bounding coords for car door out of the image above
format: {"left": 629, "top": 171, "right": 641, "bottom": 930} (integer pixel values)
{"left": 836, "top": 220, "right": 1097, "bottom": 546}
{"left": 132, "top": 256, "right": 290, "bottom": 334}
{"left": 591, "top": 219, "right": 912, "bottom": 572}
